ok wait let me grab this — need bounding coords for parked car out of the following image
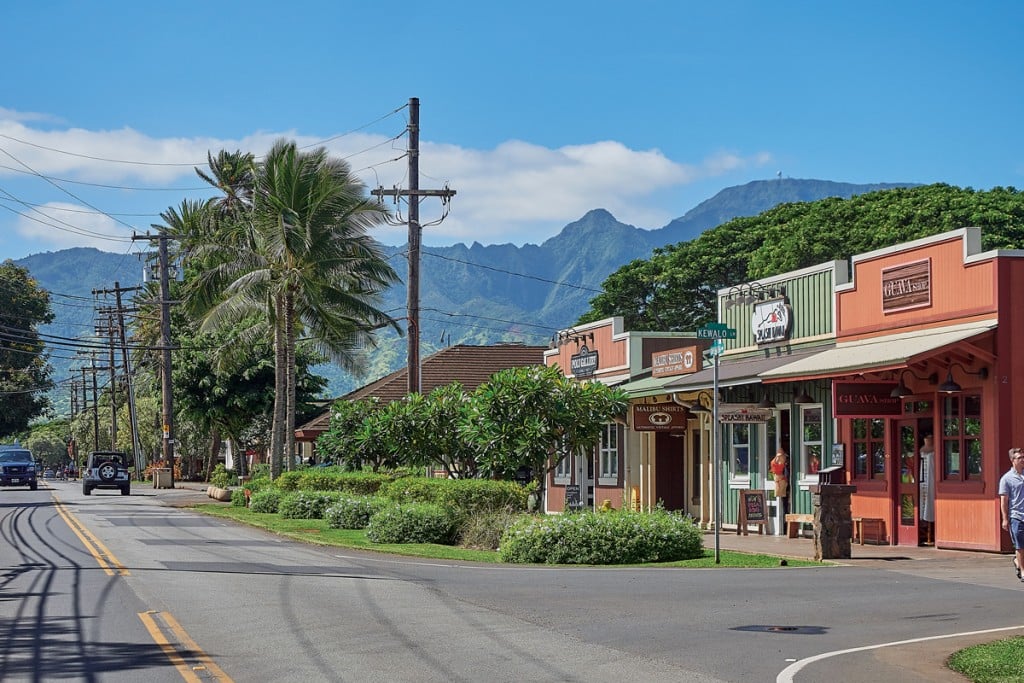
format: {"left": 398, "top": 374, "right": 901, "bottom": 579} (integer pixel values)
{"left": 0, "top": 445, "right": 39, "bottom": 490}
{"left": 82, "top": 450, "right": 131, "bottom": 496}
{"left": 43, "top": 468, "right": 56, "bottom": 479}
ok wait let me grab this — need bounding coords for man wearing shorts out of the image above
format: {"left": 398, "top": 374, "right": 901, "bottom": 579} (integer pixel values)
{"left": 998, "top": 447, "right": 1024, "bottom": 582}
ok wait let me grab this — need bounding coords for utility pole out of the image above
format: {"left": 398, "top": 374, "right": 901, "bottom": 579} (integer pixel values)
{"left": 134, "top": 231, "right": 177, "bottom": 487}
{"left": 95, "top": 282, "right": 143, "bottom": 473}
{"left": 372, "top": 97, "right": 456, "bottom": 394}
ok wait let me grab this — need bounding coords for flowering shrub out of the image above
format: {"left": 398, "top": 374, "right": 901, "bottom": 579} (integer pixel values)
{"left": 366, "top": 503, "right": 460, "bottom": 544}
{"left": 249, "top": 488, "right": 283, "bottom": 514}
{"left": 498, "top": 509, "right": 703, "bottom": 564}
{"left": 324, "top": 495, "right": 389, "bottom": 529}
{"left": 278, "top": 491, "right": 345, "bottom": 519}
{"left": 457, "top": 510, "right": 522, "bottom": 550}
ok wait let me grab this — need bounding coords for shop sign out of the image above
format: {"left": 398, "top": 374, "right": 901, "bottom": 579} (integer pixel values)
{"left": 882, "top": 258, "right": 931, "bottom": 313}
{"left": 570, "top": 345, "right": 599, "bottom": 378}
{"left": 632, "top": 402, "right": 688, "bottom": 432}
{"left": 833, "top": 382, "right": 902, "bottom": 417}
{"left": 718, "top": 403, "right": 773, "bottom": 423}
{"left": 751, "top": 300, "right": 792, "bottom": 345}
{"left": 652, "top": 346, "right": 702, "bottom": 378}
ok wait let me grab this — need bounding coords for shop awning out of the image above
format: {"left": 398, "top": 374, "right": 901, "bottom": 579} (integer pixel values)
{"left": 638, "top": 343, "right": 836, "bottom": 393}
{"left": 759, "top": 320, "right": 997, "bottom": 381}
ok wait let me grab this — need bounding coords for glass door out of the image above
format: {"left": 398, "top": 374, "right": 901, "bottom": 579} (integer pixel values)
{"left": 896, "top": 421, "right": 919, "bottom": 545}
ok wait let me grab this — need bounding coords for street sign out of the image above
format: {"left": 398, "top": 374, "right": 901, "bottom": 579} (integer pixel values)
{"left": 697, "top": 323, "right": 737, "bottom": 340}
{"left": 707, "top": 339, "right": 725, "bottom": 357}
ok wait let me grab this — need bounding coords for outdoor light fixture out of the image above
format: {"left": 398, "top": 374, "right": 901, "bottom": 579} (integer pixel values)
{"left": 890, "top": 370, "right": 939, "bottom": 398}
{"left": 757, "top": 393, "right": 776, "bottom": 409}
{"left": 723, "top": 282, "right": 787, "bottom": 308}
{"left": 938, "top": 363, "right": 989, "bottom": 394}
{"left": 674, "top": 391, "right": 714, "bottom": 412}
{"left": 792, "top": 385, "right": 814, "bottom": 404}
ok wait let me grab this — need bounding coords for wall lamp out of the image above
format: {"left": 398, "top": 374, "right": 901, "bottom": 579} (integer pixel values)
{"left": 724, "top": 282, "right": 787, "bottom": 308}
{"left": 890, "top": 370, "right": 939, "bottom": 398}
{"left": 938, "top": 363, "right": 989, "bottom": 394}
{"left": 551, "top": 329, "right": 595, "bottom": 348}
{"left": 672, "top": 391, "right": 714, "bottom": 412}
{"left": 757, "top": 392, "right": 776, "bottom": 409}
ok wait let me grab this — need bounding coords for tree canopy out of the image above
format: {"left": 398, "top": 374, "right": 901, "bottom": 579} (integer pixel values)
{"left": 579, "top": 184, "right": 1024, "bottom": 331}
{"left": 0, "top": 260, "right": 54, "bottom": 437}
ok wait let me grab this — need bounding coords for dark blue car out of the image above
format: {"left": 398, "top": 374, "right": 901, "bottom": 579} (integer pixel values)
{"left": 0, "top": 446, "right": 39, "bottom": 490}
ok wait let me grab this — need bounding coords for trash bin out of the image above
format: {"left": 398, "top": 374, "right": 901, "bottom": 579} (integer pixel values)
{"left": 153, "top": 468, "right": 173, "bottom": 489}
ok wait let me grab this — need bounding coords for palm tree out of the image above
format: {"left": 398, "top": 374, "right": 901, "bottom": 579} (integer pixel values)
{"left": 184, "top": 140, "right": 399, "bottom": 477}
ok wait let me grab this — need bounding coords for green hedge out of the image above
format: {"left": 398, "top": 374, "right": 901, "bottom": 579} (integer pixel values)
{"left": 275, "top": 469, "right": 397, "bottom": 495}
{"left": 379, "top": 477, "right": 529, "bottom": 514}
{"left": 498, "top": 509, "right": 703, "bottom": 564}
{"left": 249, "top": 489, "right": 283, "bottom": 514}
{"left": 366, "top": 502, "right": 460, "bottom": 544}
{"left": 324, "top": 495, "right": 389, "bottom": 529}
{"left": 278, "top": 491, "right": 345, "bottom": 519}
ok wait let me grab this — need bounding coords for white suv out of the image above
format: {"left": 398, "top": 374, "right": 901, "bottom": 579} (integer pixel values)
{"left": 82, "top": 451, "right": 131, "bottom": 496}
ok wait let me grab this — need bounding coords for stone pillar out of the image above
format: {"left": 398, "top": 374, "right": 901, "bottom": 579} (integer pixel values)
{"left": 812, "top": 484, "right": 855, "bottom": 561}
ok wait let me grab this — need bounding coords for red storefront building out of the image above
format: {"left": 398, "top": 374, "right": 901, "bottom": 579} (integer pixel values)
{"left": 762, "top": 228, "right": 1019, "bottom": 552}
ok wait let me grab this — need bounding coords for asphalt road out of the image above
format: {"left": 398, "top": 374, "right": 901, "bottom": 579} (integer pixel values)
{"left": 2, "top": 480, "right": 1022, "bottom": 682}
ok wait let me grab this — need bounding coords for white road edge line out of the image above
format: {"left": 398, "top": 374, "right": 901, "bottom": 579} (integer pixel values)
{"left": 776, "top": 624, "right": 1024, "bottom": 682}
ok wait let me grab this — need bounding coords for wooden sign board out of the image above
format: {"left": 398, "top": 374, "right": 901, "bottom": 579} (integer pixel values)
{"left": 564, "top": 484, "right": 582, "bottom": 509}
{"left": 736, "top": 489, "right": 767, "bottom": 536}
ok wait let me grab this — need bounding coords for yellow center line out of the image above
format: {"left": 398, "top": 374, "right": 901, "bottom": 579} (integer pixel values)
{"left": 139, "top": 610, "right": 235, "bottom": 682}
{"left": 52, "top": 494, "right": 129, "bottom": 576}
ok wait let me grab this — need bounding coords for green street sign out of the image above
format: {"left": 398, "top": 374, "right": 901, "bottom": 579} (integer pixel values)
{"left": 697, "top": 324, "right": 737, "bottom": 340}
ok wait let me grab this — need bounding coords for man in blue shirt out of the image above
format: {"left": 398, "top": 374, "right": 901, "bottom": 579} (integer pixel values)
{"left": 998, "top": 447, "right": 1024, "bottom": 582}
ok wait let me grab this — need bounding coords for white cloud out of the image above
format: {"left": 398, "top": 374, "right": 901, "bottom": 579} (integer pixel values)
{"left": 0, "top": 107, "right": 774, "bottom": 254}
{"left": 13, "top": 202, "right": 134, "bottom": 252}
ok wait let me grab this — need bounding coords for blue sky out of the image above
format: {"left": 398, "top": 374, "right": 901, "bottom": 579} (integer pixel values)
{"left": 2, "top": 1, "right": 1021, "bottom": 261}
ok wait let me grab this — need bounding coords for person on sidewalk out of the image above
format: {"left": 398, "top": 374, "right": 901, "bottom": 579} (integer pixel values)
{"left": 770, "top": 450, "right": 790, "bottom": 516}
{"left": 919, "top": 434, "right": 936, "bottom": 545}
{"left": 998, "top": 447, "right": 1024, "bottom": 582}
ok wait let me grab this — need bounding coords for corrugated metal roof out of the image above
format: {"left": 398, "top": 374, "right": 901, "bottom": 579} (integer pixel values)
{"left": 759, "top": 320, "right": 997, "bottom": 380}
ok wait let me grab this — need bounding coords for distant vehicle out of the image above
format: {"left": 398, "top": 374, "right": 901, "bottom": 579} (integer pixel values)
{"left": 0, "top": 445, "right": 39, "bottom": 490}
{"left": 82, "top": 450, "right": 131, "bottom": 496}
{"left": 43, "top": 468, "right": 56, "bottom": 479}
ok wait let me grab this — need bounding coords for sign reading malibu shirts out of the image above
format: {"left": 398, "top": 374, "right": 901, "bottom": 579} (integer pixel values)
{"left": 833, "top": 382, "right": 902, "bottom": 417}
{"left": 632, "top": 403, "right": 688, "bottom": 432}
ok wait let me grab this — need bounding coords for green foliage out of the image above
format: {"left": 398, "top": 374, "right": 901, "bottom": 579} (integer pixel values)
{"left": 209, "top": 464, "right": 235, "bottom": 488}
{"left": 457, "top": 510, "right": 523, "bottom": 550}
{"left": 582, "top": 184, "right": 1024, "bottom": 331}
{"left": 366, "top": 502, "right": 460, "bottom": 544}
{"left": 379, "top": 477, "right": 529, "bottom": 514}
{"left": 274, "top": 471, "right": 304, "bottom": 491}
{"left": 948, "top": 636, "right": 1024, "bottom": 682}
{"left": 324, "top": 495, "right": 389, "bottom": 529}
{"left": 0, "top": 260, "right": 54, "bottom": 437}
{"left": 231, "top": 489, "right": 248, "bottom": 507}
{"left": 498, "top": 509, "right": 703, "bottom": 564}
{"left": 273, "top": 468, "right": 396, "bottom": 495}
{"left": 278, "top": 490, "right": 346, "bottom": 519}
{"left": 249, "top": 488, "right": 283, "bottom": 513}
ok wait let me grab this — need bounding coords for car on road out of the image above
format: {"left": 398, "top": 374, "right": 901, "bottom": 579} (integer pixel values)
{"left": 82, "top": 450, "right": 131, "bottom": 496}
{"left": 0, "top": 445, "right": 39, "bottom": 490}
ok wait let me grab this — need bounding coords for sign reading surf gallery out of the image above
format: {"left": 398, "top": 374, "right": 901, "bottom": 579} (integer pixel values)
{"left": 632, "top": 402, "right": 688, "bottom": 432}
{"left": 570, "top": 345, "right": 599, "bottom": 378}
{"left": 832, "top": 382, "right": 902, "bottom": 417}
{"left": 882, "top": 258, "right": 931, "bottom": 313}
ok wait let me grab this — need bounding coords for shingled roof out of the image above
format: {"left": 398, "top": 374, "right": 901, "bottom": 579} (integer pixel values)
{"left": 295, "top": 343, "right": 546, "bottom": 440}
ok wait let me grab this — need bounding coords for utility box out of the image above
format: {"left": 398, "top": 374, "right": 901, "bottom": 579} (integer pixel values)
{"left": 153, "top": 468, "right": 173, "bottom": 489}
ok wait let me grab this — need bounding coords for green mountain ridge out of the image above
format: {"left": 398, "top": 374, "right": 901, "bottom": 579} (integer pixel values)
{"left": 14, "top": 178, "right": 914, "bottom": 407}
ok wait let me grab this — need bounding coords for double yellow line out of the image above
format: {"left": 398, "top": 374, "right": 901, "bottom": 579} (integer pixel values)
{"left": 53, "top": 494, "right": 233, "bottom": 682}
{"left": 53, "top": 494, "right": 128, "bottom": 576}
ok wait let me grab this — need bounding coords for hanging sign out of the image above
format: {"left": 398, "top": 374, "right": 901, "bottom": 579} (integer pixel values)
{"left": 570, "top": 345, "right": 599, "bottom": 378}
{"left": 632, "top": 402, "right": 688, "bottom": 432}
{"left": 833, "top": 382, "right": 902, "bottom": 417}
{"left": 718, "top": 403, "right": 773, "bottom": 423}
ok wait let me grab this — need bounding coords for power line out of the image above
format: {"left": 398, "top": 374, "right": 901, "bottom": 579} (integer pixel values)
{"left": 421, "top": 250, "right": 605, "bottom": 293}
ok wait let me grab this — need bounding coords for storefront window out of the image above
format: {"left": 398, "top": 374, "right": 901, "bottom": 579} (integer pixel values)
{"left": 852, "top": 417, "right": 886, "bottom": 480}
{"left": 730, "top": 424, "right": 750, "bottom": 476}
{"left": 942, "top": 394, "right": 982, "bottom": 481}
{"left": 598, "top": 423, "right": 618, "bottom": 483}
{"left": 801, "top": 406, "right": 823, "bottom": 476}
{"left": 553, "top": 442, "right": 572, "bottom": 484}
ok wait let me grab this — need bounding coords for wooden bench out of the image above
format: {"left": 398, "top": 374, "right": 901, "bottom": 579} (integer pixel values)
{"left": 853, "top": 517, "right": 885, "bottom": 545}
{"left": 785, "top": 513, "right": 813, "bottom": 538}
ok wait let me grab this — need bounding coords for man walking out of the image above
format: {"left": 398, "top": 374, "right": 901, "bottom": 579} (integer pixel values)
{"left": 998, "top": 447, "right": 1024, "bottom": 582}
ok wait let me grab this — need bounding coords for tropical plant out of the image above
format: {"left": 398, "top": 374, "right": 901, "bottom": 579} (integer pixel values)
{"left": 0, "top": 260, "right": 54, "bottom": 436}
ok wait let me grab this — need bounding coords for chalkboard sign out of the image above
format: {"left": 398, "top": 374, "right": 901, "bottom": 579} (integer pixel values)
{"left": 736, "top": 489, "right": 767, "bottom": 535}
{"left": 564, "top": 484, "right": 582, "bottom": 509}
